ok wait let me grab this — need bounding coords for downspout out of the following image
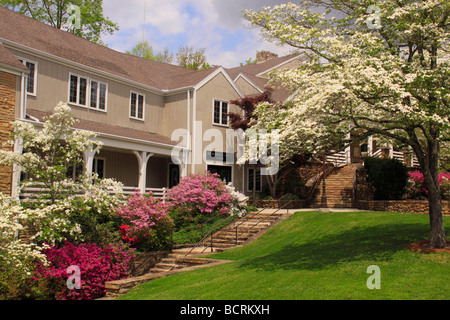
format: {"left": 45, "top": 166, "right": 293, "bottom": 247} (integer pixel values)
{"left": 185, "top": 89, "right": 191, "bottom": 177}
{"left": 12, "top": 72, "right": 27, "bottom": 204}
{"left": 191, "top": 89, "right": 197, "bottom": 175}
{"left": 20, "top": 72, "right": 27, "bottom": 119}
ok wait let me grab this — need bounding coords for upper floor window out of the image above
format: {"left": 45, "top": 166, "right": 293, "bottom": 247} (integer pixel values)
{"left": 130, "top": 91, "right": 145, "bottom": 120}
{"left": 69, "top": 74, "right": 88, "bottom": 106}
{"left": 213, "top": 100, "right": 228, "bottom": 126}
{"left": 18, "top": 58, "right": 37, "bottom": 96}
{"left": 69, "top": 73, "right": 107, "bottom": 111}
{"left": 90, "top": 80, "right": 107, "bottom": 111}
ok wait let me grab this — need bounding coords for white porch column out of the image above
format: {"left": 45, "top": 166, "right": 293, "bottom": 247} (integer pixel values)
{"left": 133, "top": 151, "right": 153, "bottom": 194}
{"left": 345, "top": 131, "right": 352, "bottom": 164}
{"left": 84, "top": 146, "right": 101, "bottom": 175}
{"left": 11, "top": 137, "right": 23, "bottom": 201}
{"left": 368, "top": 136, "right": 373, "bottom": 157}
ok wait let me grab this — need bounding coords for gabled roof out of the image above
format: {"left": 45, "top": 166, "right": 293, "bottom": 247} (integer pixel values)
{"left": 225, "top": 54, "right": 303, "bottom": 80}
{"left": 0, "top": 43, "right": 29, "bottom": 73}
{"left": 0, "top": 7, "right": 226, "bottom": 93}
{"left": 225, "top": 53, "right": 307, "bottom": 103}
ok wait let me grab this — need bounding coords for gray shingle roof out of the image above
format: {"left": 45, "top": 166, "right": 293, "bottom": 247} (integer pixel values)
{"left": 0, "top": 6, "right": 214, "bottom": 91}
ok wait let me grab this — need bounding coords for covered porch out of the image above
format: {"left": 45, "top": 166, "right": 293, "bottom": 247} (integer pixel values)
{"left": 20, "top": 110, "right": 189, "bottom": 201}
{"left": 327, "top": 133, "right": 420, "bottom": 168}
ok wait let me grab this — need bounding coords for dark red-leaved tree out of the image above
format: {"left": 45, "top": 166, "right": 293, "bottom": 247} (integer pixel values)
{"left": 227, "top": 88, "right": 273, "bottom": 131}
{"left": 228, "top": 88, "right": 311, "bottom": 199}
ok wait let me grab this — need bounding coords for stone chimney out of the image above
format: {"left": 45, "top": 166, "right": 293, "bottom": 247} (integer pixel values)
{"left": 256, "top": 51, "right": 278, "bottom": 63}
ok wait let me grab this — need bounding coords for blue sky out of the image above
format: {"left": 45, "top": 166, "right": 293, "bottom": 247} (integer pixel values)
{"left": 102, "top": 0, "right": 294, "bottom": 68}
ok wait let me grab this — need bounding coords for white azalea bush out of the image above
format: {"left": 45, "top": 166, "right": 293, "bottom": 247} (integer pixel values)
{"left": 226, "top": 183, "right": 249, "bottom": 217}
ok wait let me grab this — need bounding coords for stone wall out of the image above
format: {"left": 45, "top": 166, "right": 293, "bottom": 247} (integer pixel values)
{"left": 0, "top": 70, "right": 16, "bottom": 195}
{"left": 356, "top": 200, "right": 450, "bottom": 216}
{"left": 248, "top": 199, "right": 307, "bottom": 209}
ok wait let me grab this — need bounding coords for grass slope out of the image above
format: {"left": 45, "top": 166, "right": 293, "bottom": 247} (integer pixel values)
{"left": 118, "top": 211, "right": 450, "bottom": 300}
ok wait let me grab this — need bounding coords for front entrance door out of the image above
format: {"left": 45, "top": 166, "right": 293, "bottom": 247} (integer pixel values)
{"left": 169, "top": 164, "right": 180, "bottom": 188}
{"left": 207, "top": 165, "right": 232, "bottom": 183}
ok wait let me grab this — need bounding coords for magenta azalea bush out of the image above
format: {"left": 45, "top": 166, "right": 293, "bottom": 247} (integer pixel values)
{"left": 115, "top": 192, "right": 173, "bottom": 251}
{"left": 33, "top": 242, "right": 135, "bottom": 300}
{"left": 166, "top": 172, "right": 233, "bottom": 227}
{"left": 407, "top": 170, "right": 450, "bottom": 199}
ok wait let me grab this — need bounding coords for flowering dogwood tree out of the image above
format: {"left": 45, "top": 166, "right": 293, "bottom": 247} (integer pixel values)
{"left": 244, "top": 1, "right": 449, "bottom": 248}
{"left": 0, "top": 102, "right": 103, "bottom": 204}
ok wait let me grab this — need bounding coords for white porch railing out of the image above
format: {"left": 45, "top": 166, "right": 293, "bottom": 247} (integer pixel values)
{"left": 20, "top": 185, "right": 168, "bottom": 202}
{"left": 392, "top": 151, "right": 405, "bottom": 163}
{"left": 371, "top": 148, "right": 419, "bottom": 167}
{"left": 327, "top": 150, "right": 351, "bottom": 167}
{"left": 372, "top": 149, "right": 382, "bottom": 158}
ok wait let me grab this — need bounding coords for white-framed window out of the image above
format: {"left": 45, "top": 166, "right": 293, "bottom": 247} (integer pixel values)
{"left": 247, "top": 167, "right": 262, "bottom": 192}
{"left": 18, "top": 58, "right": 38, "bottom": 96}
{"left": 69, "top": 73, "right": 88, "bottom": 107}
{"left": 213, "top": 99, "right": 229, "bottom": 126}
{"left": 90, "top": 80, "right": 108, "bottom": 111}
{"left": 93, "top": 158, "right": 106, "bottom": 179}
{"left": 130, "top": 91, "right": 145, "bottom": 120}
{"left": 68, "top": 73, "right": 108, "bottom": 111}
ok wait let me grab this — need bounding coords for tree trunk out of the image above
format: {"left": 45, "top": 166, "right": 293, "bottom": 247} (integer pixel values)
{"left": 421, "top": 143, "right": 447, "bottom": 249}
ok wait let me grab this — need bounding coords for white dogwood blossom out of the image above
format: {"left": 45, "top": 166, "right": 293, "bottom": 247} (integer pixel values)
{"left": 244, "top": 0, "right": 449, "bottom": 248}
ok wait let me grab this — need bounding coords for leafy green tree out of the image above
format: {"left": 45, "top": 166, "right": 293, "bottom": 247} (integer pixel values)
{"left": 176, "top": 45, "right": 210, "bottom": 70}
{"left": 126, "top": 41, "right": 174, "bottom": 64}
{"left": 0, "top": 0, "right": 118, "bottom": 43}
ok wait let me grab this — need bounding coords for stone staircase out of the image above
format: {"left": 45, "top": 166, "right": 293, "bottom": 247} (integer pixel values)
{"left": 202, "top": 209, "right": 288, "bottom": 251}
{"left": 148, "top": 208, "right": 291, "bottom": 273}
{"left": 309, "top": 163, "right": 361, "bottom": 208}
{"left": 103, "top": 208, "right": 294, "bottom": 298}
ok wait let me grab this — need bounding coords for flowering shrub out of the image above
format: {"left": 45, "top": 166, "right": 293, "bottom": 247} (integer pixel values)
{"left": 0, "top": 194, "right": 49, "bottom": 284}
{"left": 407, "top": 170, "right": 450, "bottom": 199}
{"left": 225, "top": 183, "right": 249, "bottom": 217}
{"left": 0, "top": 103, "right": 102, "bottom": 204}
{"left": 166, "top": 172, "right": 233, "bottom": 227}
{"left": 115, "top": 192, "right": 173, "bottom": 251}
{"left": 33, "top": 242, "right": 135, "bottom": 300}
{"left": 66, "top": 175, "right": 125, "bottom": 245}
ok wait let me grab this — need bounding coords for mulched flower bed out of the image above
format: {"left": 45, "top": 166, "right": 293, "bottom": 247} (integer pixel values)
{"left": 405, "top": 240, "right": 450, "bottom": 253}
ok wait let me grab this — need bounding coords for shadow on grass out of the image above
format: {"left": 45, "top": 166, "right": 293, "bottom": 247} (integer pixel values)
{"left": 239, "top": 223, "right": 428, "bottom": 271}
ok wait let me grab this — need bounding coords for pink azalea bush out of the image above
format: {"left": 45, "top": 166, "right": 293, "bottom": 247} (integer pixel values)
{"left": 166, "top": 172, "right": 233, "bottom": 227}
{"left": 407, "top": 170, "right": 450, "bottom": 199}
{"left": 33, "top": 242, "right": 135, "bottom": 300}
{"left": 115, "top": 192, "right": 173, "bottom": 251}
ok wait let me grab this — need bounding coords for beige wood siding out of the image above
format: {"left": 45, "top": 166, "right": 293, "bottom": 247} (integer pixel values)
{"left": 235, "top": 77, "right": 262, "bottom": 97}
{"left": 7, "top": 48, "right": 167, "bottom": 137}
{"left": 192, "top": 72, "right": 244, "bottom": 188}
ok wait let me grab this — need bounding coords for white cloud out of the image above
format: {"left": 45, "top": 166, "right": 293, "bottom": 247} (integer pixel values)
{"left": 102, "top": 0, "right": 294, "bottom": 67}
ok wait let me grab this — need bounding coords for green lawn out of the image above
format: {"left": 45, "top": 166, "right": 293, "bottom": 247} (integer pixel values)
{"left": 118, "top": 211, "right": 450, "bottom": 300}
